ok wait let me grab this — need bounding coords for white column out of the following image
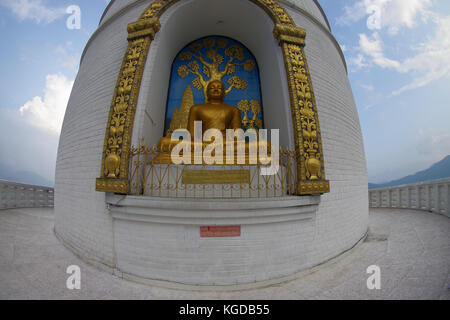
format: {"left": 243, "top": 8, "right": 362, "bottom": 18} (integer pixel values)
{"left": 406, "top": 187, "right": 411, "bottom": 208}
{"left": 386, "top": 190, "right": 391, "bottom": 208}
{"left": 426, "top": 184, "right": 432, "bottom": 211}
{"left": 0, "top": 183, "right": 5, "bottom": 209}
{"left": 432, "top": 184, "right": 440, "bottom": 214}
{"left": 446, "top": 183, "right": 450, "bottom": 217}
{"left": 416, "top": 186, "right": 421, "bottom": 209}
{"left": 45, "top": 189, "right": 51, "bottom": 207}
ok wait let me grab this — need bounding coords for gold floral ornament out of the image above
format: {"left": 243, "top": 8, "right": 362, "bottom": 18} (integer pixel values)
{"left": 274, "top": 23, "right": 329, "bottom": 194}
{"left": 141, "top": 0, "right": 166, "bottom": 19}
{"left": 97, "top": 18, "right": 159, "bottom": 192}
{"left": 259, "top": 0, "right": 294, "bottom": 25}
{"left": 237, "top": 100, "right": 263, "bottom": 130}
{"left": 176, "top": 39, "right": 255, "bottom": 101}
{"left": 103, "top": 39, "right": 143, "bottom": 180}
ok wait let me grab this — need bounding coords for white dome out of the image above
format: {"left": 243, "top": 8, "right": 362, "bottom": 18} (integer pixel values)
{"left": 100, "top": 0, "right": 331, "bottom": 30}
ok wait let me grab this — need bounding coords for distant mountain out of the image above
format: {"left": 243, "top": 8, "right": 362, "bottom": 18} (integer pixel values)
{"left": 369, "top": 155, "right": 450, "bottom": 189}
{"left": 0, "top": 163, "right": 54, "bottom": 187}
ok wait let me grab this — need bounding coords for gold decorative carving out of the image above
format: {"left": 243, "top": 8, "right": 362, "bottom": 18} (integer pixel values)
{"left": 141, "top": 0, "right": 167, "bottom": 19}
{"left": 97, "top": 0, "right": 329, "bottom": 196}
{"left": 127, "top": 18, "right": 161, "bottom": 40}
{"left": 254, "top": 0, "right": 295, "bottom": 25}
{"left": 237, "top": 100, "right": 263, "bottom": 130}
{"left": 273, "top": 24, "right": 306, "bottom": 46}
{"left": 182, "top": 170, "right": 250, "bottom": 185}
{"left": 166, "top": 85, "right": 194, "bottom": 136}
{"left": 96, "top": 178, "right": 130, "bottom": 194}
{"left": 274, "top": 23, "right": 329, "bottom": 194}
{"left": 96, "top": 24, "right": 153, "bottom": 189}
{"left": 298, "top": 180, "right": 330, "bottom": 195}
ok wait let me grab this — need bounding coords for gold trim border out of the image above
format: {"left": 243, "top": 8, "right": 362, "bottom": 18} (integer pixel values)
{"left": 96, "top": 0, "right": 329, "bottom": 196}
{"left": 96, "top": 178, "right": 130, "bottom": 194}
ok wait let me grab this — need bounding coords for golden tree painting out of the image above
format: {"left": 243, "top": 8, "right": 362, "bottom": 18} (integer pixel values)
{"left": 177, "top": 38, "right": 256, "bottom": 102}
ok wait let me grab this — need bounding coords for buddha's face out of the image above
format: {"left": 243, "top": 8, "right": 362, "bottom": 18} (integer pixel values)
{"left": 207, "top": 81, "right": 225, "bottom": 101}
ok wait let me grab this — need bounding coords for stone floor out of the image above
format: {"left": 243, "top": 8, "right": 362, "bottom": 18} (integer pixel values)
{"left": 0, "top": 207, "right": 449, "bottom": 300}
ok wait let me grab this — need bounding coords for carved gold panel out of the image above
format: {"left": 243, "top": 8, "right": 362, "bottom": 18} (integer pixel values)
{"left": 182, "top": 170, "right": 250, "bottom": 185}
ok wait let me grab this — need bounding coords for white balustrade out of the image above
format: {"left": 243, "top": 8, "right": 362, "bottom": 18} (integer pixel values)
{"left": 369, "top": 178, "right": 450, "bottom": 217}
{"left": 0, "top": 180, "right": 54, "bottom": 210}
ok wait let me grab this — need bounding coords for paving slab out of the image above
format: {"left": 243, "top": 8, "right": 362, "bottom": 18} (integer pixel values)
{"left": 0, "top": 207, "right": 448, "bottom": 300}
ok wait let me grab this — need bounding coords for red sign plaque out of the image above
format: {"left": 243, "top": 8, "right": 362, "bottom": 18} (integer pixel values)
{"left": 200, "top": 226, "right": 241, "bottom": 238}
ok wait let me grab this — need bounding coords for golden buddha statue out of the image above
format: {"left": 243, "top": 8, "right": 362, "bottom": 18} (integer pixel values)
{"left": 153, "top": 80, "right": 271, "bottom": 164}
{"left": 187, "top": 80, "right": 242, "bottom": 137}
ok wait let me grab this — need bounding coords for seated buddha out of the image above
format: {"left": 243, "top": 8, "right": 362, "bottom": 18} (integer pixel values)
{"left": 153, "top": 80, "right": 271, "bottom": 164}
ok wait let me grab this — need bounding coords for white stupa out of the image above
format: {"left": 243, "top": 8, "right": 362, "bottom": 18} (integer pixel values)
{"left": 55, "top": 0, "right": 369, "bottom": 287}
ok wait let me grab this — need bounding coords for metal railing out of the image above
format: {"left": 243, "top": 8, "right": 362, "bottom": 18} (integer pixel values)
{"left": 0, "top": 180, "right": 54, "bottom": 210}
{"left": 369, "top": 178, "right": 450, "bottom": 217}
{"left": 129, "top": 143, "right": 298, "bottom": 198}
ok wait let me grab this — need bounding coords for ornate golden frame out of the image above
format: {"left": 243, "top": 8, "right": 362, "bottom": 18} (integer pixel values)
{"left": 96, "top": 0, "right": 330, "bottom": 195}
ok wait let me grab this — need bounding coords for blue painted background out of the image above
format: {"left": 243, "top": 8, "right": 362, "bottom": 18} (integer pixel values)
{"left": 164, "top": 36, "right": 263, "bottom": 135}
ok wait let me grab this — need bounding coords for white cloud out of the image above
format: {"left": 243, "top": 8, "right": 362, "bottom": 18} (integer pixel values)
{"left": 19, "top": 74, "right": 73, "bottom": 135}
{"left": 393, "top": 15, "right": 450, "bottom": 95}
{"left": 360, "top": 84, "right": 374, "bottom": 91}
{"left": 368, "top": 128, "right": 450, "bottom": 183}
{"left": 349, "top": 54, "right": 368, "bottom": 71}
{"left": 358, "top": 32, "right": 401, "bottom": 69}
{"left": 55, "top": 42, "right": 79, "bottom": 69}
{"left": 0, "top": 108, "right": 59, "bottom": 183}
{"left": 337, "top": 0, "right": 432, "bottom": 35}
{"left": 347, "top": 9, "right": 450, "bottom": 95}
{"left": 415, "top": 128, "right": 450, "bottom": 166}
{"left": 0, "top": 0, "right": 66, "bottom": 24}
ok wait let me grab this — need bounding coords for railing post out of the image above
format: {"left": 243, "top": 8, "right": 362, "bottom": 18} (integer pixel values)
{"left": 0, "top": 184, "right": 5, "bottom": 209}
{"left": 395, "top": 188, "right": 400, "bottom": 207}
{"left": 44, "top": 189, "right": 50, "bottom": 207}
{"left": 386, "top": 189, "right": 391, "bottom": 208}
{"left": 426, "top": 184, "right": 432, "bottom": 211}
{"left": 416, "top": 186, "right": 421, "bottom": 210}
{"left": 405, "top": 188, "right": 409, "bottom": 208}
{"left": 433, "top": 184, "right": 440, "bottom": 214}
{"left": 446, "top": 183, "right": 450, "bottom": 217}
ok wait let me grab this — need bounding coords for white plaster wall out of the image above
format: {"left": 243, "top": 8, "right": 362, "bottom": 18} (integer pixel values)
{"left": 55, "top": 0, "right": 369, "bottom": 283}
{"left": 54, "top": 1, "right": 150, "bottom": 268}
{"left": 107, "top": 196, "right": 319, "bottom": 286}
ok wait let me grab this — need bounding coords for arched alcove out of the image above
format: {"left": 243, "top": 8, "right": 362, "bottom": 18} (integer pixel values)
{"left": 132, "top": 0, "right": 294, "bottom": 150}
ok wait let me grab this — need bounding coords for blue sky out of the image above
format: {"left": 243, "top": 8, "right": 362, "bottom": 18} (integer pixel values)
{"left": 0, "top": 0, "right": 449, "bottom": 184}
